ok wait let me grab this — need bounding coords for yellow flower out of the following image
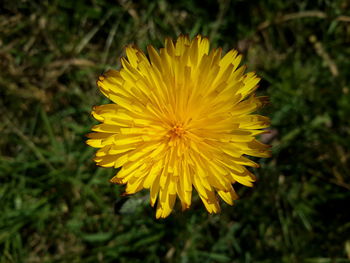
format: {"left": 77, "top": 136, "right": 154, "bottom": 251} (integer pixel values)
{"left": 86, "top": 35, "right": 271, "bottom": 218}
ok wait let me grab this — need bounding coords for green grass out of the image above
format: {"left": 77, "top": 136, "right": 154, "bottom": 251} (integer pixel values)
{"left": 1, "top": 0, "right": 350, "bottom": 262}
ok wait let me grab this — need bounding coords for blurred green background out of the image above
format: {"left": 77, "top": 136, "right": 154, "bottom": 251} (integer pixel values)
{"left": 1, "top": 0, "right": 350, "bottom": 262}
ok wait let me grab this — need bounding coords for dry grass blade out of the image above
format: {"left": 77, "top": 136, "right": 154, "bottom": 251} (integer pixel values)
{"left": 258, "top": 11, "right": 350, "bottom": 31}
{"left": 74, "top": 9, "right": 115, "bottom": 54}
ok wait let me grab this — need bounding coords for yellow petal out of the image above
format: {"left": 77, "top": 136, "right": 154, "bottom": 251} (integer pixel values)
{"left": 125, "top": 45, "right": 140, "bottom": 68}
{"left": 218, "top": 186, "right": 239, "bottom": 205}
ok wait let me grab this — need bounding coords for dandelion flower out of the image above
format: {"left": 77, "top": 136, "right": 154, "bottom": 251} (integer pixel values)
{"left": 86, "top": 35, "right": 271, "bottom": 218}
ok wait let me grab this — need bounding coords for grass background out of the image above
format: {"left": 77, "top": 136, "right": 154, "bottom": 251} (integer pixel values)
{"left": 1, "top": 0, "right": 350, "bottom": 262}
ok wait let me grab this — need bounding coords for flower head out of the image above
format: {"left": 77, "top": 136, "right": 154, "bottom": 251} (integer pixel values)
{"left": 86, "top": 35, "right": 271, "bottom": 218}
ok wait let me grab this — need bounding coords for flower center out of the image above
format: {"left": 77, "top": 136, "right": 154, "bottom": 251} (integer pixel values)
{"left": 170, "top": 123, "right": 185, "bottom": 138}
